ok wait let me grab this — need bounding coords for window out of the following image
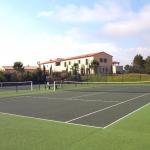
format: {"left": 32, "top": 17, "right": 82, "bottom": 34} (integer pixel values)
{"left": 64, "top": 62, "right": 67, "bottom": 67}
{"left": 78, "top": 60, "right": 81, "bottom": 64}
{"left": 100, "top": 58, "right": 103, "bottom": 63}
{"left": 85, "top": 59, "right": 88, "bottom": 65}
{"left": 69, "top": 61, "right": 71, "bottom": 65}
{"left": 104, "top": 58, "right": 107, "bottom": 63}
{"left": 55, "top": 62, "right": 60, "bottom": 66}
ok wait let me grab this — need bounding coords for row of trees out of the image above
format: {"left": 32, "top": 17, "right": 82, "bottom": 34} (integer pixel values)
{"left": 68, "top": 59, "right": 100, "bottom": 76}
{"left": 1, "top": 55, "right": 149, "bottom": 83}
{"left": 124, "top": 55, "right": 150, "bottom": 74}
{"left": 0, "top": 59, "right": 101, "bottom": 82}
{"left": 46, "top": 59, "right": 100, "bottom": 81}
{"left": 0, "top": 62, "right": 47, "bottom": 83}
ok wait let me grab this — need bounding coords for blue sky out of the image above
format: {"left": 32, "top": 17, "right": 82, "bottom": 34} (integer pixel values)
{"left": 0, "top": 0, "right": 150, "bottom": 66}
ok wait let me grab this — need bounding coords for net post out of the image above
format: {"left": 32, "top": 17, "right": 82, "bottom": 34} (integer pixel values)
{"left": 38, "top": 84, "right": 40, "bottom": 90}
{"left": 44, "top": 82, "right": 47, "bottom": 90}
{"left": 16, "top": 85, "right": 18, "bottom": 92}
{"left": 0, "top": 82, "right": 2, "bottom": 88}
{"left": 53, "top": 81, "right": 56, "bottom": 91}
{"left": 31, "top": 81, "right": 33, "bottom": 91}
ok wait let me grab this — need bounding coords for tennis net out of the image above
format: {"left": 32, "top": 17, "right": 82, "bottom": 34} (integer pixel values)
{"left": 0, "top": 81, "right": 33, "bottom": 92}
{"left": 56, "top": 80, "right": 150, "bottom": 93}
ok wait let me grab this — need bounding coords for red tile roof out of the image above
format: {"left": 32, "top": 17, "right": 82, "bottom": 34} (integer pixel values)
{"left": 25, "top": 66, "right": 38, "bottom": 70}
{"left": 40, "top": 51, "right": 112, "bottom": 64}
{"left": 3, "top": 66, "right": 38, "bottom": 70}
{"left": 112, "top": 61, "right": 120, "bottom": 64}
{"left": 3, "top": 66, "right": 14, "bottom": 70}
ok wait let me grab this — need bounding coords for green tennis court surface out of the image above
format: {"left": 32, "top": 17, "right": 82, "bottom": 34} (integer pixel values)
{"left": 0, "top": 89, "right": 149, "bottom": 128}
{"left": 0, "top": 83, "right": 150, "bottom": 150}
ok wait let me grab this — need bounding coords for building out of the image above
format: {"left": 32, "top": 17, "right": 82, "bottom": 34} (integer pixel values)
{"left": 0, "top": 66, "right": 5, "bottom": 72}
{"left": 112, "top": 61, "right": 123, "bottom": 74}
{"left": 23, "top": 66, "right": 38, "bottom": 73}
{"left": 1, "top": 65, "right": 38, "bottom": 73}
{"left": 1, "top": 66, "right": 14, "bottom": 73}
{"left": 38, "top": 51, "right": 113, "bottom": 74}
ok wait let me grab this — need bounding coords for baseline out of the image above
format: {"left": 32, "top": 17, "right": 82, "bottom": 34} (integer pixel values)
{"left": 0, "top": 111, "right": 102, "bottom": 129}
{"left": 66, "top": 93, "right": 149, "bottom": 123}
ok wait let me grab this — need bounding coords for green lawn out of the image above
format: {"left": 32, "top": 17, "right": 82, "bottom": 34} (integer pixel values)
{"left": 0, "top": 103, "right": 150, "bottom": 150}
{"left": 83, "top": 73, "right": 150, "bottom": 82}
{"left": 0, "top": 86, "right": 54, "bottom": 97}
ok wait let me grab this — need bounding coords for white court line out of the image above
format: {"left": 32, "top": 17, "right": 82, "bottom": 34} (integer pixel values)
{"left": 23, "top": 95, "right": 118, "bottom": 103}
{"left": 0, "top": 102, "right": 149, "bottom": 129}
{"left": 0, "top": 94, "right": 149, "bottom": 129}
{"left": 72, "top": 99, "right": 119, "bottom": 103}
{"left": 66, "top": 93, "right": 150, "bottom": 123}
{"left": 0, "top": 112, "right": 102, "bottom": 129}
{"left": 68, "top": 92, "right": 106, "bottom": 99}
{"left": 103, "top": 102, "right": 150, "bottom": 129}
{"left": 27, "top": 91, "right": 106, "bottom": 100}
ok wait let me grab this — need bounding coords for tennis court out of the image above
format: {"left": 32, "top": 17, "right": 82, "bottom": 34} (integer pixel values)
{"left": 0, "top": 81, "right": 150, "bottom": 128}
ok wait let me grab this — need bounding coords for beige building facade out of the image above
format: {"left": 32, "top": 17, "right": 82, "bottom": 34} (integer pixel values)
{"left": 38, "top": 52, "right": 113, "bottom": 74}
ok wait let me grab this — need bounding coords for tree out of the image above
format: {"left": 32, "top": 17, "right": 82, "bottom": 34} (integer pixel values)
{"left": 43, "top": 65, "right": 46, "bottom": 74}
{"left": 145, "top": 56, "right": 150, "bottom": 74}
{"left": 34, "top": 68, "right": 43, "bottom": 83}
{"left": 124, "top": 64, "right": 133, "bottom": 73}
{"left": 11, "top": 72, "right": 19, "bottom": 82}
{"left": 86, "top": 68, "right": 90, "bottom": 75}
{"left": 133, "top": 54, "right": 145, "bottom": 73}
{"left": 0, "top": 71, "right": 5, "bottom": 81}
{"left": 49, "top": 65, "right": 53, "bottom": 75}
{"left": 3, "top": 72, "right": 11, "bottom": 82}
{"left": 13, "top": 61, "right": 24, "bottom": 72}
{"left": 23, "top": 71, "right": 33, "bottom": 81}
{"left": 90, "top": 59, "right": 99, "bottom": 74}
{"left": 66, "top": 65, "right": 68, "bottom": 72}
{"left": 13, "top": 62, "right": 24, "bottom": 81}
{"left": 81, "top": 65, "right": 85, "bottom": 76}
{"left": 71, "top": 63, "right": 79, "bottom": 75}
{"left": 42, "top": 65, "right": 46, "bottom": 82}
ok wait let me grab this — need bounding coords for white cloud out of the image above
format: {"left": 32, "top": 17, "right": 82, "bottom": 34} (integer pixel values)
{"left": 0, "top": 30, "right": 149, "bottom": 67}
{"left": 102, "top": 5, "right": 150, "bottom": 38}
{"left": 37, "top": 2, "right": 150, "bottom": 48}
{"left": 38, "top": 11, "right": 53, "bottom": 17}
{"left": 1, "top": 1, "right": 150, "bottom": 69}
{"left": 38, "top": 2, "right": 131, "bottom": 22}
{"left": 129, "top": 48, "right": 150, "bottom": 58}
{"left": 0, "top": 31, "right": 118, "bottom": 66}
{"left": 112, "top": 47, "right": 150, "bottom": 65}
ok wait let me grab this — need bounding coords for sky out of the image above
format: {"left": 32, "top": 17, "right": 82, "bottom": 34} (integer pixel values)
{"left": 0, "top": 0, "right": 150, "bottom": 66}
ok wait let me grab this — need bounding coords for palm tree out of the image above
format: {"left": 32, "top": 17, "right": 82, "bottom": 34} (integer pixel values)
{"left": 42, "top": 65, "right": 46, "bottom": 82}
{"left": 0, "top": 71, "right": 5, "bottom": 82}
{"left": 145, "top": 56, "right": 150, "bottom": 74}
{"left": 81, "top": 64, "right": 85, "bottom": 76}
{"left": 13, "top": 61, "right": 24, "bottom": 81}
{"left": 13, "top": 61, "right": 24, "bottom": 72}
{"left": 71, "top": 63, "right": 79, "bottom": 75}
{"left": 66, "top": 65, "right": 68, "bottom": 72}
{"left": 49, "top": 65, "right": 53, "bottom": 75}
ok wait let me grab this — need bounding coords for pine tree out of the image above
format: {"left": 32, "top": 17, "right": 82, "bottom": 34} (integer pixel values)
{"left": 145, "top": 56, "right": 150, "bottom": 74}
{"left": 133, "top": 54, "right": 145, "bottom": 73}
